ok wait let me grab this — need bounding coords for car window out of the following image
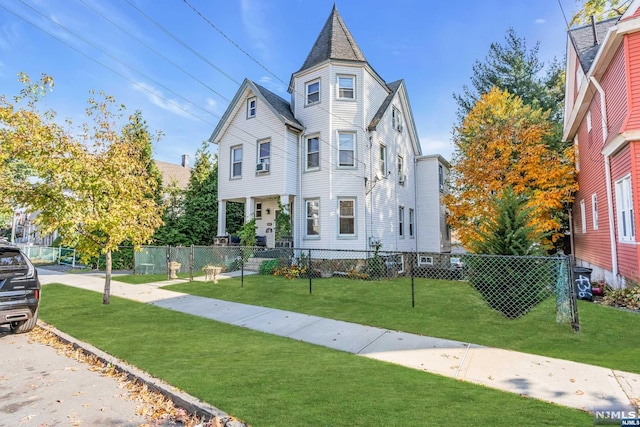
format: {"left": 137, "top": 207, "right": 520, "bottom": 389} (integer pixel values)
{"left": 0, "top": 249, "right": 27, "bottom": 269}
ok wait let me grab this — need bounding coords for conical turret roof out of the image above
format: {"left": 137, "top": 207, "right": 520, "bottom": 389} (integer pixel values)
{"left": 296, "top": 5, "right": 367, "bottom": 73}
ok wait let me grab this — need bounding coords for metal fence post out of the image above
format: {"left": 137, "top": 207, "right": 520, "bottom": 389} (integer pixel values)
{"left": 190, "top": 245, "right": 194, "bottom": 282}
{"left": 166, "top": 245, "right": 170, "bottom": 280}
{"left": 411, "top": 252, "right": 415, "bottom": 308}
{"left": 241, "top": 250, "right": 244, "bottom": 288}
{"left": 568, "top": 256, "right": 580, "bottom": 332}
{"left": 308, "top": 249, "right": 312, "bottom": 295}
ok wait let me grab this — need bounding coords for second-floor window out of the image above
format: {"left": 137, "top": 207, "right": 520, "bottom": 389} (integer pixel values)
{"left": 306, "top": 79, "right": 320, "bottom": 105}
{"left": 338, "top": 132, "right": 355, "bottom": 167}
{"left": 306, "top": 135, "right": 320, "bottom": 170}
{"left": 580, "top": 199, "right": 587, "bottom": 234}
{"left": 397, "top": 155, "right": 404, "bottom": 184}
{"left": 439, "top": 164, "right": 445, "bottom": 192}
{"left": 380, "top": 144, "right": 387, "bottom": 176}
{"left": 258, "top": 140, "right": 270, "bottom": 166}
{"left": 231, "top": 146, "right": 242, "bottom": 178}
{"left": 337, "top": 75, "right": 354, "bottom": 99}
{"left": 247, "top": 97, "right": 256, "bottom": 118}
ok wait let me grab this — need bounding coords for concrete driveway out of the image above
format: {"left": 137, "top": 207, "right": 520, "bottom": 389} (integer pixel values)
{"left": 0, "top": 326, "right": 153, "bottom": 427}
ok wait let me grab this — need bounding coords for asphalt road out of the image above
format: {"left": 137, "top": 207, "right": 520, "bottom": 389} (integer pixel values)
{"left": 0, "top": 326, "right": 149, "bottom": 427}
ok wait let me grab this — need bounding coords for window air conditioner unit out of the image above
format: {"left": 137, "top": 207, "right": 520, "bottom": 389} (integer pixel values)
{"left": 399, "top": 174, "right": 406, "bottom": 185}
{"left": 256, "top": 163, "right": 270, "bottom": 173}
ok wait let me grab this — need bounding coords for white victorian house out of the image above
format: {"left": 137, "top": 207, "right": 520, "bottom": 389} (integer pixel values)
{"left": 209, "top": 5, "right": 450, "bottom": 253}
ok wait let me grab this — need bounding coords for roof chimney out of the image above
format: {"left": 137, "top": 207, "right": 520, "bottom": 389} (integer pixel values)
{"left": 591, "top": 15, "right": 599, "bottom": 46}
{"left": 181, "top": 154, "right": 189, "bottom": 168}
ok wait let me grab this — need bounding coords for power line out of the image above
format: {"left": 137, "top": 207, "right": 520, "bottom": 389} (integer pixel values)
{"left": 0, "top": 2, "right": 216, "bottom": 127}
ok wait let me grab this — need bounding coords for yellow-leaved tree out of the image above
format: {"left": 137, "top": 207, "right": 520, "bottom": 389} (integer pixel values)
{"left": 444, "top": 87, "right": 578, "bottom": 250}
{"left": 1, "top": 74, "right": 163, "bottom": 304}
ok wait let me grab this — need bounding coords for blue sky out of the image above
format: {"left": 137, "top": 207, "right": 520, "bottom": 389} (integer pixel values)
{"left": 0, "top": 0, "right": 576, "bottom": 164}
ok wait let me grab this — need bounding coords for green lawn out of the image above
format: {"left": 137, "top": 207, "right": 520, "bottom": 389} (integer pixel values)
{"left": 165, "top": 275, "right": 640, "bottom": 373}
{"left": 40, "top": 284, "right": 591, "bottom": 427}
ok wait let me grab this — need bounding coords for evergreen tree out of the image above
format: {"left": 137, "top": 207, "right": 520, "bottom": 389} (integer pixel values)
{"left": 181, "top": 142, "right": 218, "bottom": 245}
{"left": 470, "top": 187, "right": 544, "bottom": 256}
{"left": 152, "top": 180, "right": 189, "bottom": 246}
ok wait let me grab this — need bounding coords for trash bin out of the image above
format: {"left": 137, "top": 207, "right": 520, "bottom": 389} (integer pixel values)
{"left": 573, "top": 267, "right": 593, "bottom": 301}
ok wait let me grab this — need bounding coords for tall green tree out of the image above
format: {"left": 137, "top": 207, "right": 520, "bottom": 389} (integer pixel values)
{"left": 181, "top": 142, "right": 218, "bottom": 245}
{"left": 453, "top": 29, "right": 565, "bottom": 149}
{"left": 1, "top": 74, "right": 163, "bottom": 304}
{"left": 152, "top": 179, "right": 189, "bottom": 246}
{"left": 571, "top": 0, "right": 629, "bottom": 26}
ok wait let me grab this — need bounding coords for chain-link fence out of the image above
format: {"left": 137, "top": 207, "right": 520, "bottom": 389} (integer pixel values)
{"left": 17, "top": 245, "right": 77, "bottom": 267}
{"left": 133, "top": 245, "right": 578, "bottom": 329}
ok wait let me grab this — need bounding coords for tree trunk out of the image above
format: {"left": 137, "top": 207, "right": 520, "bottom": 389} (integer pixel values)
{"left": 103, "top": 249, "right": 112, "bottom": 305}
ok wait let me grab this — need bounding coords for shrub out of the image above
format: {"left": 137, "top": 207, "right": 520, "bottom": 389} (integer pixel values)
{"left": 259, "top": 259, "right": 280, "bottom": 275}
{"left": 603, "top": 285, "right": 640, "bottom": 310}
{"left": 274, "top": 265, "right": 307, "bottom": 279}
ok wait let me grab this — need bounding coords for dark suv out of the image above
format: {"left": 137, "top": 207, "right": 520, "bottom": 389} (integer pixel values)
{"left": 0, "top": 243, "right": 40, "bottom": 333}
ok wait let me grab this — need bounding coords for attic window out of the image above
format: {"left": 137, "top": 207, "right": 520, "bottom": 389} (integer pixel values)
{"left": 306, "top": 79, "right": 320, "bottom": 105}
{"left": 392, "top": 107, "right": 403, "bottom": 133}
{"left": 247, "top": 97, "right": 256, "bottom": 118}
{"left": 337, "top": 75, "right": 354, "bottom": 99}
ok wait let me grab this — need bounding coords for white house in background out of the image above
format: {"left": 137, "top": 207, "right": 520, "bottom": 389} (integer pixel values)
{"left": 209, "top": 5, "right": 450, "bottom": 253}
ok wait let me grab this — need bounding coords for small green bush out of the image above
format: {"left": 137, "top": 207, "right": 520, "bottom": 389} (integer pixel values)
{"left": 259, "top": 259, "right": 280, "bottom": 275}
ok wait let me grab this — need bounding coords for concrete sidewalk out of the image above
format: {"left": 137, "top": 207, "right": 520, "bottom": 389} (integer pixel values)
{"left": 38, "top": 268, "right": 640, "bottom": 414}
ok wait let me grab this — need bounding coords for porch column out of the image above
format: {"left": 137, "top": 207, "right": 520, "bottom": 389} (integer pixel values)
{"left": 245, "top": 197, "right": 254, "bottom": 221}
{"left": 217, "top": 200, "right": 226, "bottom": 235}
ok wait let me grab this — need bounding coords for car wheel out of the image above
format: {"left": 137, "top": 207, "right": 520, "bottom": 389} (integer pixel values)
{"left": 10, "top": 309, "right": 38, "bottom": 334}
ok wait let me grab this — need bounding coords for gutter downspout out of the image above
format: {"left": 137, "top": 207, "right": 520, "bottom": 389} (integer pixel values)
{"left": 590, "top": 76, "right": 618, "bottom": 277}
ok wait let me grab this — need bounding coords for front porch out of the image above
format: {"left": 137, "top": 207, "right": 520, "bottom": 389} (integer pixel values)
{"left": 217, "top": 194, "right": 294, "bottom": 248}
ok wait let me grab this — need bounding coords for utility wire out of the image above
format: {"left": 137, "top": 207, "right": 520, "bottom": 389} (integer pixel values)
{"left": 0, "top": 2, "right": 215, "bottom": 127}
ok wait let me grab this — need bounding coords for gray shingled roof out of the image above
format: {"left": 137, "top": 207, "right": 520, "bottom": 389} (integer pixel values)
{"left": 155, "top": 160, "right": 191, "bottom": 190}
{"left": 368, "top": 80, "right": 402, "bottom": 130}
{"left": 569, "top": 17, "right": 619, "bottom": 73}
{"left": 254, "top": 83, "right": 302, "bottom": 128}
{"left": 296, "top": 4, "right": 367, "bottom": 74}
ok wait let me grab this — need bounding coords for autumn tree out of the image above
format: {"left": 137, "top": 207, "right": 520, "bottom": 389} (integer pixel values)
{"left": 1, "top": 74, "right": 163, "bottom": 304}
{"left": 571, "top": 0, "right": 630, "bottom": 26}
{"left": 444, "top": 88, "right": 577, "bottom": 250}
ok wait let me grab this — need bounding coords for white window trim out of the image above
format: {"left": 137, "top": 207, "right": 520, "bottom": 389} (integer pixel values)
{"left": 305, "top": 134, "right": 320, "bottom": 171}
{"left": 256, "top": 202, "right": 262, "bottom": 219}
{"left": 247, "top": 97, "right": 256, "bottom": 119}
{"left": 258, "top": 139, "right": 271, "bottom": 169}
{"left": 409, "top": 208, "right": 415, "bottom": 238}
{"left": 336, "top": 74, "right": 355, "bottom": 100}
{"left": 231, "top": 145, "right": 242, "bottom": 179}
{"left": 305, "top": 198, "right": 320, "bottom": 238}
{"left": 586, "top": 111, "right": 592, "bottom": 132}
{"left": 397, "top": 155, "right": 404, "bottom": 185}
{"left": 337, "top": 131, "right": 356, "bottom": 168}
{"left": 399, "top": 206, "right": 405, "bottom": 238}
{"left": 418, "top": 255, "right": 433, "bottom": 266}
{"left": 592, "top": 193, "right": 598, "bottom": 231}
{"left": 392, "top": 107, "right": 403, "bottom": 133}
{"left": 305, "top": 79, "right": 320, "bottom": 106}
{"left": 439, "top": 164, "right": 445, "bottom": 192}
{"left": 615, "top": 175, "right": 635, "bottom": 242}
{"left": 580, "top": 199, "right": 586, "bottom": 234}
{"left": 338, "top": 198, "right": 357, "bottom": 238}
{"left": 380, "top": 143, "right": 387, "bottom": 177}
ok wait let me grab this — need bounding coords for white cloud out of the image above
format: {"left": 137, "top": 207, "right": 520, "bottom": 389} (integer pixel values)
{"left": 535, "top": 18, "right": 546, "bottom": 24}
{"left": 132, "top": 81, "right": 195, "bottom": 119}
{"left": 0, "top": 22, "right": 21, "bottom": 50}
{"left": 240, "top": 0, "right": 272, "bottom": 58}
{"left": 419, "top": 136, "right": 455, "bottom": 161}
